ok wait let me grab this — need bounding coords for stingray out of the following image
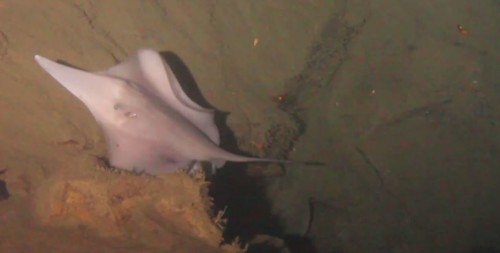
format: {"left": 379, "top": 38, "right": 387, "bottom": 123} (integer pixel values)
{"left": 34, "top": 48, "right": 285, "bottom": 174}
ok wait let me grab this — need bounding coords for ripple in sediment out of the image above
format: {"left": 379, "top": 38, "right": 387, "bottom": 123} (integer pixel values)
{"left": 0, "top": 31, "right": 8, "bottom": 60}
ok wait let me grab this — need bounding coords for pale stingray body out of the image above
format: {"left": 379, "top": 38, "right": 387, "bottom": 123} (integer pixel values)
{"left": 35, "top": 49, "right": 277, "bottom": 174}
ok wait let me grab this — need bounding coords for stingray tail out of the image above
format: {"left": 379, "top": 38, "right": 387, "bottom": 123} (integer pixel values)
{"left": 213, "top": 149, "right": 323, "bottom": 166}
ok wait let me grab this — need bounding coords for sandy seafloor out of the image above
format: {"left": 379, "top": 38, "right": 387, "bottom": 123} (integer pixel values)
{"left": 0, "top": 1, "right": 499, "bottom": 253}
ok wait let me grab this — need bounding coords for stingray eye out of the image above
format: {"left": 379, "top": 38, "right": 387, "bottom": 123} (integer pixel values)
{"left": 113, "top": 103, "right": 137, "bottom": 118}
{"left": 125, "top": 111, "right": 137, "bottom": 118}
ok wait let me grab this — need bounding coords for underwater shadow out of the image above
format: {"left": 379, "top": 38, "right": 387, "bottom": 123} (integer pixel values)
{"left": 160, "top": 52, "right": 214, "bottom": 109}
{"left": 159, "top": 51, "right": 285, "bottom": 246}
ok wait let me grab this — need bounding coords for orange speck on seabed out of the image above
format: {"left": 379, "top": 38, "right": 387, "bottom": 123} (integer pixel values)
{"left": 380, "top": 113, "right": 391, "bottom": 121}
{"left": 273, "top": 94, "right": 286, "bottom": 104}
{"left": 399, "top": 139, "right": 411, "bottom": 148}
{"left": 457, "top": 25, "right": 469, "bottom": 36}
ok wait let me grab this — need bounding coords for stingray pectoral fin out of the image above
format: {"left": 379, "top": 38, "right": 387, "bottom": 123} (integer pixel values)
{"left": 34, "top": 55, "right": 120, "bottom": 114}
{"left": 135, "top": 49, "right": 221, "bottom": 145}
